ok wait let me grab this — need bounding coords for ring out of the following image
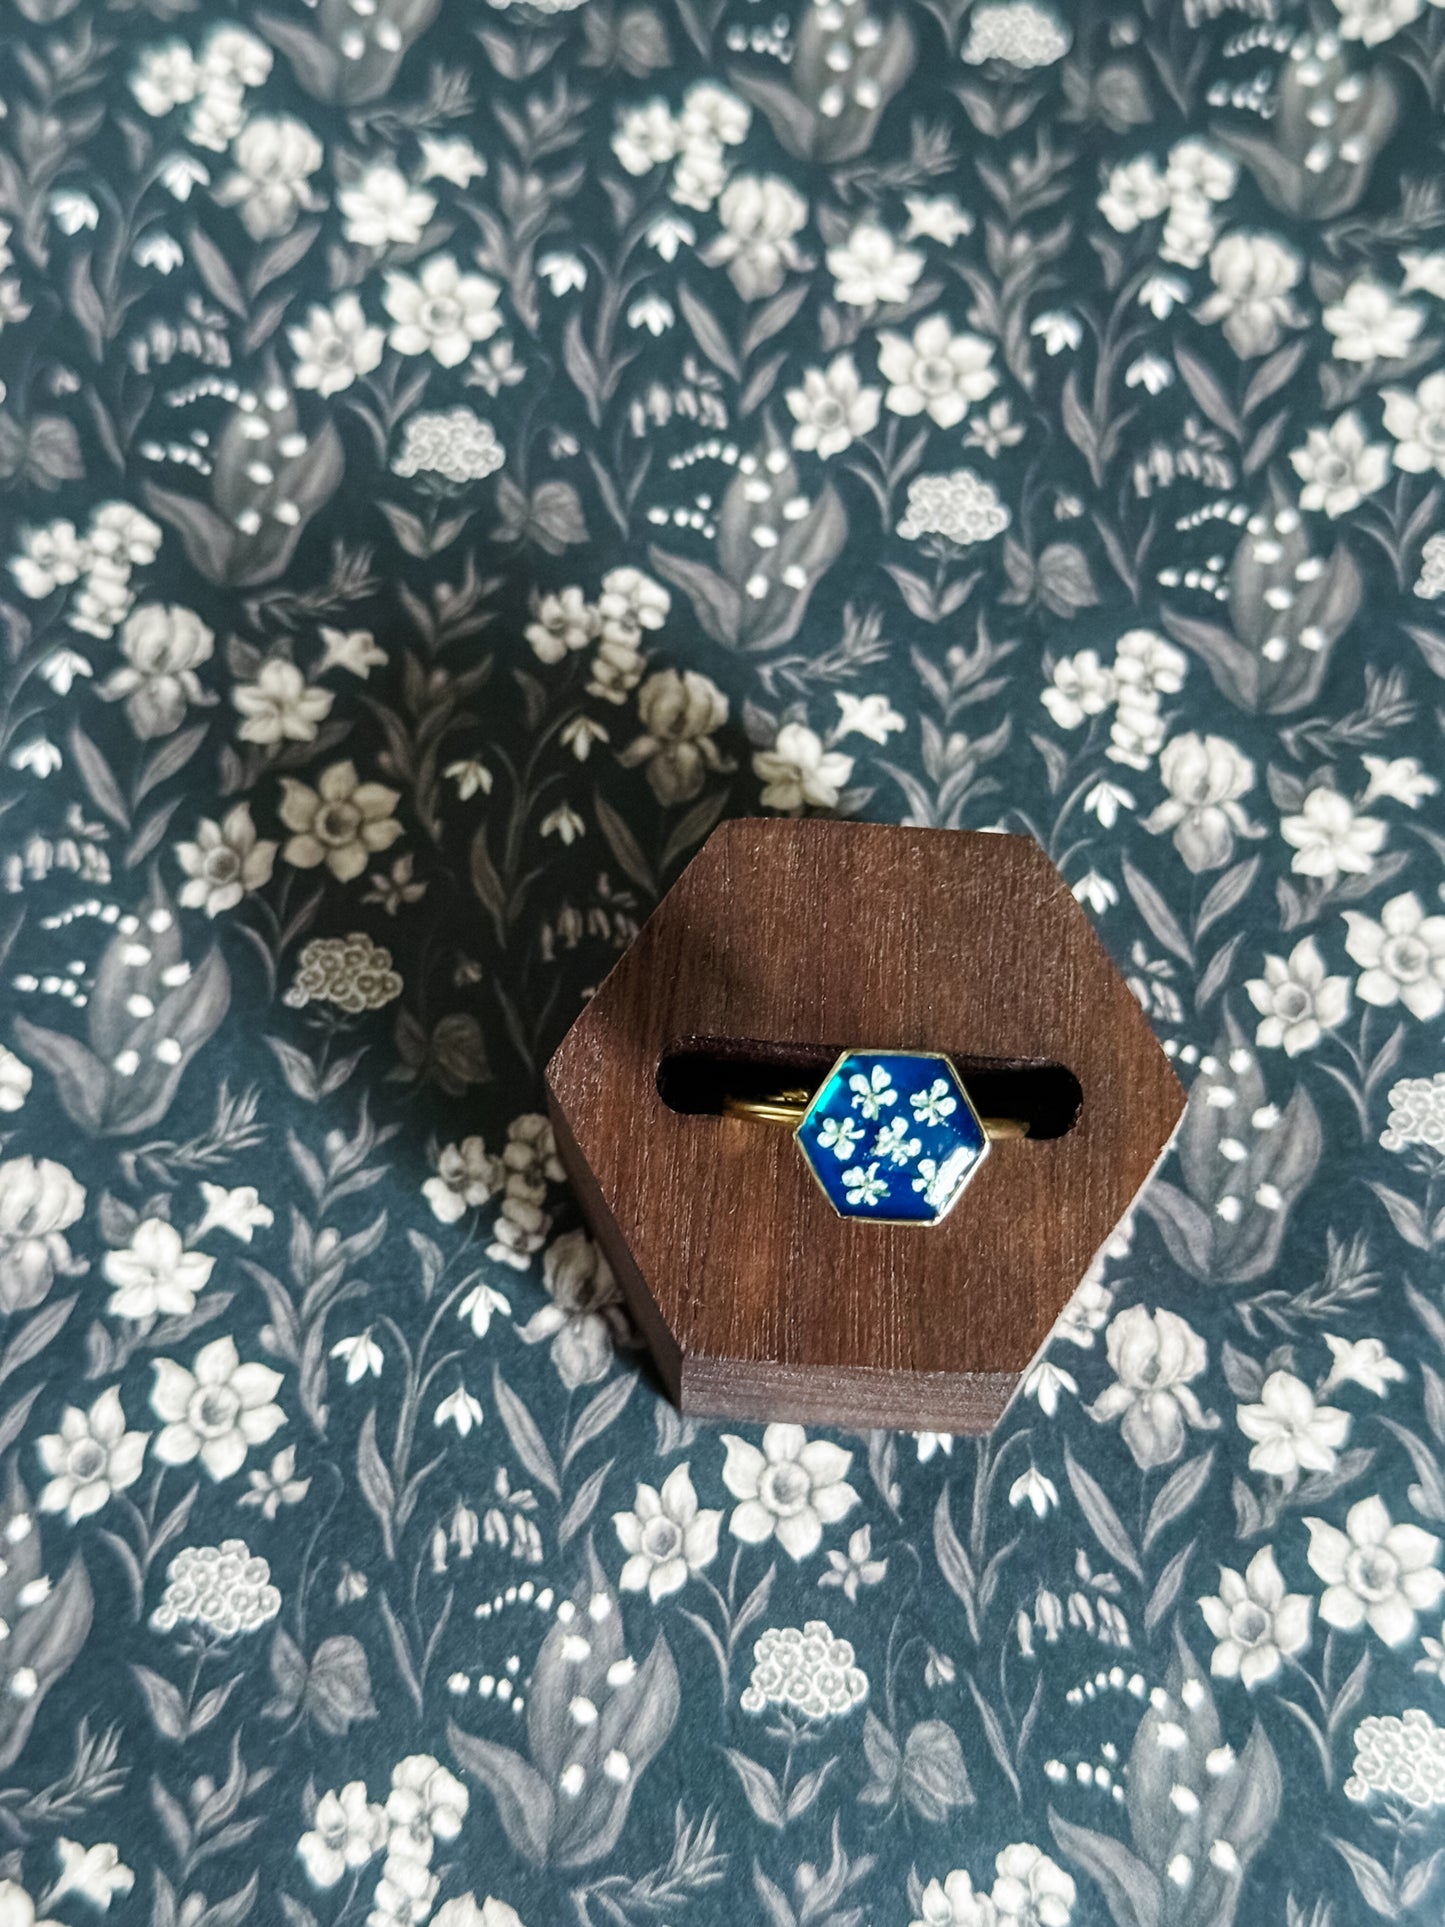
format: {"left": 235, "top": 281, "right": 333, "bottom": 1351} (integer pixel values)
{"left": 724, "top": 1049, "right": 1026, "bottom": 1225}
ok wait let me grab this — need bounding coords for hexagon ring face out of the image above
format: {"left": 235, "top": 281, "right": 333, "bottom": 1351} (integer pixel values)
{"left": 795, "top": 1050, "right": 988, "bottom": 1225}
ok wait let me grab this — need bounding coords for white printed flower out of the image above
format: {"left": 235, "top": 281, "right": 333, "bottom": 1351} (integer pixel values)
{"left": 1360, "top": 754, "right": 1437, "bottom": 810}
{"left": 0, "top": 1048, "right": 31, "bottom": 1114}
{"left": 905, "top": 195, "right": 974, "bottom": 245}
{"left": 279, "top": 760, "right": 403, "bottom": 883}
{"left": 319, "top": 627, "right": 387, "bottom": 678}
{"left": 1289, "top": 412, "right": 1390, "bottom": 518}
{"left": 1246, "top": 937, "right": 1350, "bottom": 1054}
{"left": 612, "top": 101, "right": 680, "bottom": 175}
{"left": 38, "top": 1388, "right": 148, "bottom": 1522}
{"left": 680, "top": 80, "right": 750, "bottom": 148}
{"left": 1199, "top": 1547, "right": 1310, "bottom": 1688}
{"left": 1237, "top": 1371, "right": 1350, "bottom": 1482}
{"left": 10, "top": 519, "right": 88, "bottom": 598}
{"left": 826, "top": 222, "right": 923, "bottom": 307}
{"left": 420, "top": 135, "right": 486, "bottom": 187}
{"left": 435, "top": 1387, "right": 484, "bottom": 1434}
{"left": 990, "top": 1843, "right": 1076, "bottom": 1926}
{"left": 702, "top": 175, "right": 808, "bottom": 300}
{"left": 752, "top": 724, "right": 853, "bottom": 813}
{"left": 104, "top": 1218, "right": 214, "bottom": 1320}
{"left": 151, "top": 1336, "right": 285, "bottom": 1481}
{"left": 0, "top": 1156, "right": 86, "bottom": 1313}
{"left": 721, "top": 1423, "right": 859, "bottom": 1560}
{"left": 385, "top": 1755, "right": 468, "bottom": 1852}
{"left": 1166, "top": 137, "right": 1236, "bottom": 204}
{"left": 1098, "top": 156, "right": 1169, "bottom": 233}
{"left": 1042, "top": 650, "right": 1115, "bottom": 729}
{"left": 131, "top": 42, "right": 201, "bottom": 115}
{"left": 1088, "top": 1305, "right": 1216, "bottom": 1470}
{"left": 910, "top": 1869, "right": 995, "bottom": 1927}
{"left": 842, "top": 1162, "right": 889, "bottom": 1207}
{"left": 1383, "top": 372, "right": 1445, "bottom": 477}
{"left": 233, "top": 659, "right": 334, "bottom": 745}
{"left": 1196, "top": 232, "right": 1305, "bottom": 358}
{"left": 298, "top": 1782, "right": 387, "bottom": 1888}
{"left": 1335, "top": 0, "right": 1424, "bottom": 42}
{"left": 1323, "top": 278, "right": 1423, "bottom": 362}
{"left": 49, "top": 1840, "right": 135, "bottom": 1912}
{"left": 786, "top": 355, "right": 881, "bottom": 459}
{"left": 1381, "top": 1073, "right": 1445, "bottom": 1153}
{"left": 458, "top": 1282, "right": 510, "bottom": 1338}
{"left": 1009, "top": 1466, "right": 1059, "bottom": 1518}
{"left": 1280, "top": 787, "right": 1386, "bottom": 882}
{"left": 1306, "top": 1496, "right": 1445, "bottom": 1646}
{"left": 817, "top": 1116, "right": 864, "bottom": 1160}
{"left": 385, "top": 255, "right": 503, "bottom": 367}
{"left": 878, "top": 315, "right": 997, "bottom": 428}
{"left": 898, "top": 469, "right": 1010, "bottom": 545}
{"left": 1323, "top": 1335, "right": 1406, "bottom": 1397}
{"left": 962, "top": 2, "right": 1070, "bottom": 67}
{"left": 614, "top": 1464, "right": 721, "bottom": 1600}
{"left": 99, "top": 604, "right": 214, "bottom": 740}
{"left": 1143, "top": 732, "right": 1257, "bottom": 873}
{"left": 1344, "top": 891, "right": 1445, "bottom": 1020}
{"left": 338, "top": 164, "right": 435, "bottom": 249}
{"left": 288, "top": 295, "right": 384, "bottom": 397}
{"left": 424, "top": 1138, "right": 505, "bottom": 1223}
{"left": 835, "top": 692, "right": 904, "bottom": 742}
{"left": 740, "top": 1620, "right": 868, "bottom": 1719}
{"left": 214, "top": 116, "right": 324, "bottom": 241}
{"left": 174, "top": 804, "right": 276, "bottom": 916}
{"left": 331, "top": 1331, "right": 383, "bottom": 1383}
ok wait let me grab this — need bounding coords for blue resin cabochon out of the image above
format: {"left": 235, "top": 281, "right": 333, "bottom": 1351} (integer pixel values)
{"left": 795, "top": 1051, "right": 988, "bottom": 1225}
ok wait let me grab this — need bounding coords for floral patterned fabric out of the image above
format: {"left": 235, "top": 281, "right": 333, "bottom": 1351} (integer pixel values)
{"left": 3, "top": 0, "right": 1445, "bottom": 1921}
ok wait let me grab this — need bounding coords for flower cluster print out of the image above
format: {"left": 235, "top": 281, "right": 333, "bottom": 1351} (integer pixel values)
{"left": 0, "top": 0, "right": 1444, "bottom": 1920}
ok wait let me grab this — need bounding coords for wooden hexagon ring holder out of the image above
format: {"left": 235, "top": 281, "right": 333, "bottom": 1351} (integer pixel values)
{"left": 545, "top": 820, "right": 1185, "bottom": 1434}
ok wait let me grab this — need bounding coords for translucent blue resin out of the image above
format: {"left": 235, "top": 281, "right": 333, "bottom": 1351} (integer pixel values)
{"left": 795, "top": 1051, "right": 987, "bottom": 1224}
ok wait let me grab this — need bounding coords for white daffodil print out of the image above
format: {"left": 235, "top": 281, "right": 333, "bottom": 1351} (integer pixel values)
{"left": 0, "top": 0, "right": 1441, "bottom": 1920}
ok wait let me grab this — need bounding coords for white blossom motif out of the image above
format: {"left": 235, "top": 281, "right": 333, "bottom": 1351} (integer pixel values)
{"left": 151, "top": 1336, "right": 285, "bottom": 1481}
{"left": 962, "top": 2, "right": 1070, "bottom": 66}
{"left": 1305, "top": 1496, "right": 1445, "bottom": 1645}
{"left": 786, "top": 355, "right": 881, "bottom": 458}
{"left": 151, "top": 1539, "right": 281, "bottom": 1634}
{"left": 1088, "top": 1306, "right": 1217, "bottom": 1470}
{"left": 612, "top": 1464, "right": 720, "bottom": 1600}
{"left": 849, "top": 1063, "right": 895, "bottom": 1119}
{"left": 1344, "top": 891, "right": 1445, "bottom": 1020}
{"left": 898, "top": 469, "right": 1010, "bottom": 545}
{"left": 721, "top": 1423, "right": 859, "bottom": 1560}
{"left": 1345, "top": 1709, "right": 1445, "bottom": 1809}
{"left": 38, "top": 1388, "right": 149, "bottom": 1522}
{"left": 1237, "top": 1371, "right": 1350, "bottom": 1483}
{"left": 1280, "top": 788, "right": 1386, "bottom": 882}
{"left": 103, "top": 1217, "right": 214, "bottom": 1319}
{"left": 816, "top": 1116, "right": 863, "bottom": 1160}
{"left": 1381, "top": 1073, "right": 1445, "bottom": 1153}
{"left": 739, "top": 1621, "right": 867, "bottom": 1718}
{"left": 298, "top": 1782, "right": 387, "bottom": 1887}
{"left": 384, "top": 255, "right": 502, "bottom": 366}
{"left": 1289, "top": 412, "right": 1390, "bottom": 517}
{"left": 1200, "top": 1546, "right": 1312, "bottom": 1687}
{"left": 1245, "top": 937, "right": 1350, "bottom": 1055}
{"left": 878, "top": 316, "right": 997, "bottom": 428}
{"left": 826, "top": 222, "right": 923, "bottom": 306}
{"left": 392, "top": 409, "right": 505, "bottom": 483}
{"left": 0, "top": 1156, "right": 85, "bottom": 1313}
{"left": 842, "top": 1161, "right": 889, "bottom": 1208}
{"left": 288, "top": 295, "right": 384, "bottom": 396}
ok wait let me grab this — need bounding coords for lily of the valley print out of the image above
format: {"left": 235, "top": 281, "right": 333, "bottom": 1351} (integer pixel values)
{"left": 0, "top": 0, "right": 1444, "bottom": 1922}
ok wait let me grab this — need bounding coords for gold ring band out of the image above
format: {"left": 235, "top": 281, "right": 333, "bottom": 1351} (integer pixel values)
{"left": 724, "top": 1091, "right": 1030, "bottom": 1140}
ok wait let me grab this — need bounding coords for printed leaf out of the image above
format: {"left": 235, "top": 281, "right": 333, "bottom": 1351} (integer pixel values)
{"left": 1065, "top": 1447, "right": 1142, "bottom": 1582}
{"left": 491, "top": 1366, "right": 560, "bottom": 1497}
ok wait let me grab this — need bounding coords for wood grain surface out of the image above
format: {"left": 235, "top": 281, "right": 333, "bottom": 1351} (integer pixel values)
{"left": 546, "top": 819, "right": 1185, "bottom": 1433}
